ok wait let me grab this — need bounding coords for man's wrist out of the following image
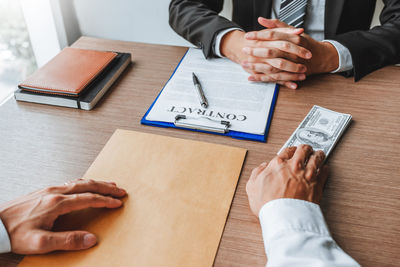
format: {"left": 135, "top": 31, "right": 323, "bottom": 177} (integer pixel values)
{"left": 319, "top": 41, "right": 340, "bottom": 73}
{"left": 323, "top": 40, "right": 354, "bottom": 73}
{"left": 214, "top": 28, "right": 243, "bottom": 58}
{"left": 220, "top": 30, "right": 246, "bottom": 64}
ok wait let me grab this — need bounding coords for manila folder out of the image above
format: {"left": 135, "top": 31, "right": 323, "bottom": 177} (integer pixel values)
{"left": 19, "top": 129, "right": 247, "bottom": 267}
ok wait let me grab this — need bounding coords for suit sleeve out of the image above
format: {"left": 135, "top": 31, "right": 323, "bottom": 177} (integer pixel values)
{"left": 169, "top": 0, "right": 242, "bottom": 58}
{"left": 330, "top": 0, "right": 400, "bottom": 81}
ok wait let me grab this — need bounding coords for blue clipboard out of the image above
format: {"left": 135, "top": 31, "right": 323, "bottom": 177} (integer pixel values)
{"left": 141, "top": 49, "right": 280, "bottom": 142}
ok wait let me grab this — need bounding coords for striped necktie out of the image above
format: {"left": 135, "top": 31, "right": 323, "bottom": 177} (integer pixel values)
{"left": 278, "top": 0, "right": 308, "bottom": 28}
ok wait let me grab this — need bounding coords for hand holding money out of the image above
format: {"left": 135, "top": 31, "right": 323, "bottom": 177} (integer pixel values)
{"left": 246, "top": 145, "right": 329, "bottom": 216}
{"left": 279, "top": 105, "right": 352, "bottom": 157}
{"left": 246, "top": 105, "right": 352, "bottom": 216}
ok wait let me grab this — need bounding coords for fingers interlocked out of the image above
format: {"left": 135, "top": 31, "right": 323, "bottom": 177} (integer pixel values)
{"left": 240, "top": 17, "right": 313, "bottom": 89}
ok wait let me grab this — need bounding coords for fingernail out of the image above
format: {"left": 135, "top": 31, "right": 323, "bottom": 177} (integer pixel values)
{"left": 305, "top": 52, "right": 312, "bottom": 59}
{"left": 119, "top": 188, "right": 127, "bottom": 195}
{"left": 290, "top": 83, "right": 297, "bottom": 89}
{"left": 301, "top": 66, "right": 307, "bottom": 72}
{"left": 242, "top": 47, "right": 251, "bottom": 54}
{"left": 248, "top": 76, "right": 256, "bottom": 81}
{"left": 245, "top": 32, "right": 255, "bottom": 39}
{"left": 83, "top": 234, "right": 97, "bottom": 247}
{"left": 107, "top": 181, "right": 117, "bottom": 185}
{"left": 299, "top": 74, "right": 306, "bottom": 80}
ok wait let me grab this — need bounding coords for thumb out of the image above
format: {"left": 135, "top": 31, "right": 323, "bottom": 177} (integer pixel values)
{"left": 258, "top": 17, "right": 278, "bottom": 28}
{"left": 37, "top": 231, "right": 97, "bottom": 253}
{"left": 273, "top": 27, "right": 305, "bottom": 35}
{"left": 258, "top": 17, "right": 298, "bottom": 30}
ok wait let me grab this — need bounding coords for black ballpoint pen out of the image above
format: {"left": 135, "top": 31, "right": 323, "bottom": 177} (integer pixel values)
{"left": 192, "top": 72, "right": 208, "bottom": 108}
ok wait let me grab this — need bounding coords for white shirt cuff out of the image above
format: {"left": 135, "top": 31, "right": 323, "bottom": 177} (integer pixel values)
{"left": 258, "top": 198, "right": 361, "bottom": 266}
{"left": 0, "top": 218, "right": 11, "bottom": 253}
{"left": 259, "top": 198, "right": 330, "bottom": 253}
{"left": 213, "top": 27, "right": 243, "bottom": 58}
{"left": 323, "top": 40, "right": 354, "bottom": 73}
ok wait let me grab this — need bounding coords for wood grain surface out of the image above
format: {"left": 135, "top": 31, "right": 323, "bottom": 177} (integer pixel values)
{"left": 0, "top": 37, "right": 399, "bottom": 267}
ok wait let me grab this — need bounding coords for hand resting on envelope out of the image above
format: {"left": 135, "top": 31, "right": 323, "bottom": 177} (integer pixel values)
{"left": 246, "top": 144, "right": 329, "bottom": 216}
{"left": 0, "top": 179, "right": 126, "bottom": 254}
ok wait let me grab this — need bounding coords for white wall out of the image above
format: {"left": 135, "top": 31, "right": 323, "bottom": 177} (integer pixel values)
{"left": 56, "top": 0, "right": 234, "bottom": 47}
{"left": 69, "top": 0, "right": 191, "bottom": 47}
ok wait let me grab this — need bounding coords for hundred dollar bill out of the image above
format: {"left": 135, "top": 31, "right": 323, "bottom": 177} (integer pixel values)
{"left": 279, "top": 105, "right": 352, "bottom": 157}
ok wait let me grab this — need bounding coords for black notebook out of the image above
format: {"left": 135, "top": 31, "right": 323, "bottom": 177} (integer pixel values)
{"left": 14, "top": 52, "right": 131, "bottom": 110}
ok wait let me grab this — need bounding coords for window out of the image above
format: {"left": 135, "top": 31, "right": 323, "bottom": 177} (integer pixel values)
{"left": 0, "top": 0, "right": 37, "bottom": 104}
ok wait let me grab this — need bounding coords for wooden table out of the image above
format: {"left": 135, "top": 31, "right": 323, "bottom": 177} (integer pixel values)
{"left": 0, "top": 37, "right": 399, "bottom": 267}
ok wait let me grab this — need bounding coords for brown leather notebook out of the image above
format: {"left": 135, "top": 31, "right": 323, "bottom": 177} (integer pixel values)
{"left": 18, "top": 47, "right": 117, "bottom": 96}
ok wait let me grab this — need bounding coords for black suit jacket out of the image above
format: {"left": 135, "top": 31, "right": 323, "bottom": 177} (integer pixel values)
{"left": 169, "top": 0, "right": 400, "bottom": 81}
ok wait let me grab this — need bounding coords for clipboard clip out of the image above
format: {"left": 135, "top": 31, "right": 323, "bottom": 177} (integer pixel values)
{"left": 174, "top": 115, "right": 230, "bottom": 134}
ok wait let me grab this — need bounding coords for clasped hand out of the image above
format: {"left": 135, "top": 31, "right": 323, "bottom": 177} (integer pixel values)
{"left": 221, "top": 17, "right": 339, "bottom": 89}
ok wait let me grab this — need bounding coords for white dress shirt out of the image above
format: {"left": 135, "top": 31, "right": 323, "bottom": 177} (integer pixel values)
{"left": 214, "top": 0, "right": 353, "bottom": 73}
{"left": 259, "top": 199, "right": 361, "bottom": 267}
{"left": 0, "top": 218, "right": 11, "bottom": 253}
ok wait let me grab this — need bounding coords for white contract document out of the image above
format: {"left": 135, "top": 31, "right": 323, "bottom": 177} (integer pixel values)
{"left": 145, "top": 48, "right": 277, "bottom": 135}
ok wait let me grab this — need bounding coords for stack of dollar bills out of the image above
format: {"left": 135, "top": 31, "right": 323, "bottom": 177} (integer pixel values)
{"left": 279, "top": 105, "right": 352, "bottom": 157}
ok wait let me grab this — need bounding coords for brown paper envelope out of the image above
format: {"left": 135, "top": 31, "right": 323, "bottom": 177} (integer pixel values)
{"left": 19, "top": 129, "right": 247, "bottom": 267}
